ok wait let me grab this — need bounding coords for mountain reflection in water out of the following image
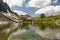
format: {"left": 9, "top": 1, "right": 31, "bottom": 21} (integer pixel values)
{"left": 0, "top": 23, "right": 60, "bottom": 40}
{"left": 8, "top": 23, "right": 60, "bottom": 40}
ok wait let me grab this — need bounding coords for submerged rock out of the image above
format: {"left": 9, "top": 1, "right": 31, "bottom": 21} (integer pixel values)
{"left": 8, "top": 31, "right": 45, "bottom": 40}
{"left": 8, "top": 27, "right": 50, "bottom": 40}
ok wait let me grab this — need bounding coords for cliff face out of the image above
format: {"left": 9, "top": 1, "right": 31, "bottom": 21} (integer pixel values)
{"left": 0, "top": 12, "right": 19, "bottom": 23}
{"left": 0, "top": 0, "right": 19, "bottom": 21}
{"left": 0, "top": 12, "right": 10, "bottom": 24}
{"left": 0, "top": 13, "right": 10, "bottom": 21}
{"left": 0, "top": 12, "right": 19, "bottom": 25}
{"left": 0, "top": 12, "right": 19, "bottom": 32}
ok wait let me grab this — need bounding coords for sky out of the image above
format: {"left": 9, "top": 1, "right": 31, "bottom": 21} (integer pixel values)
{"left": 3, "top": 0, "right": 60, "bottom": 16}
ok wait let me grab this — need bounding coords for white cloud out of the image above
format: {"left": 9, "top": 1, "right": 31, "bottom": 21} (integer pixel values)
{"left": 35, "top": 6, "right": 55, "bottom": 14}
{"left": 55, "top": 6, "right": 60, "bottom": 13}
{"left": 3, "top": 0, "right": 24, "bottom": 7}
{"left": 52, "top": 0, "right": 58, "bottom": 3}
{"left": 35, "top": 6, "right": 60, "bottom": 16}
{"left": 27, "top": 0, "right": 52, "bottom": 8}
{"left": 13, "top": 10, "right": 27, "bottom": 15}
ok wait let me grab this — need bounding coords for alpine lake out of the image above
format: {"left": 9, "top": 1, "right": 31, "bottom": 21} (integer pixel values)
{"left": 0, "top": 22, "right": 60, "bottom": 40}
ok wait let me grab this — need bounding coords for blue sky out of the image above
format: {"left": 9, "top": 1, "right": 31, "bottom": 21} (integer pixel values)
{"left": 4, "top": 0, "right": 60, "bottom": 16}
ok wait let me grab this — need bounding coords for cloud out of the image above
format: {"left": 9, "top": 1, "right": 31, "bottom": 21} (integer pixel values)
{"left": 55, "top": 6, "right": 60, "bottom": 13}
{"left": 35, "top": 6, "right": 60, "bottom": 16}
{"left": 52, "top": 0, "right": 58, "bottom": 3}
{"left": 35, "top": 6, "right": 55, "bottom": 14}
{"left": 26, "top": 0, "right": 52, "bottom": 8}
{"left": 3, "top": 0, "right": 24, "bottom": 7}
{"left": 13, "top": 10, "right": 27, "bottom": 15}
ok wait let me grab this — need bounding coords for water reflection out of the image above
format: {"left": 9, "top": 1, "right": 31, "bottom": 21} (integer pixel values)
{"left": 19, "top": 23, "right": 32, "bottom": 29}
{"left": 0, "top": 23, "right": 60, "bottom": 40}
{"left": 34, "top": 23, "right": 60, "bottom": 30}
{"left": 8, "top": 23, "right": 60, "bottom": 40}
{"left": 0, "top": 22, "right": 18, "bottom": 40}
{"left": 8, "top": 27, "right": 44, "bottom": 40}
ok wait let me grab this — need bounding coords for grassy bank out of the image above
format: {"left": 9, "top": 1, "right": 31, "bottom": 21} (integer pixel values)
{"left": 31, "top": 14, "right": 60, "bottom": 24}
